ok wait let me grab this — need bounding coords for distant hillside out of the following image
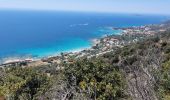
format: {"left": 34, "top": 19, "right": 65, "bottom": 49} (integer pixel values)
{"left": 1, "top": 30, "right": 170, "bottom": 100}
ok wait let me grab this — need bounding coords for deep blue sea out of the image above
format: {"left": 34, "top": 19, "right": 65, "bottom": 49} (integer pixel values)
{"left": 0, "top": 10, "right": 169, "bottom": 62}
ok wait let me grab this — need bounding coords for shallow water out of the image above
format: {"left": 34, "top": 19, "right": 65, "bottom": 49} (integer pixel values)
{"left": 0, "top": 10, "right": 168, "bottom": 61}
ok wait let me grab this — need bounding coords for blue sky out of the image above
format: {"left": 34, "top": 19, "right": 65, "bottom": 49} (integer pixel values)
{"left": 0, "top": 0, "right": 170, "bottom": 15}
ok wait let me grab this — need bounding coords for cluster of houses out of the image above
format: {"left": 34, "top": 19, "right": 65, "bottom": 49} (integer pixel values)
{"left": 1, "top": 22, "right": 170, "bottom": 68}
{"left": 121, "top": 25, "right": 166, "bottom": 36}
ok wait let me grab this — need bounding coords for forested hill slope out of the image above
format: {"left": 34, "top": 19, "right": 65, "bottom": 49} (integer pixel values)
{"left": 1, "top": 30, "right": 170, "bottom": 100}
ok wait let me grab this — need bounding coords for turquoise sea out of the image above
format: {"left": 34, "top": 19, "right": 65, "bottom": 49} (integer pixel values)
{"left": 0, "top": 10, "right": 169, "bottom": 62}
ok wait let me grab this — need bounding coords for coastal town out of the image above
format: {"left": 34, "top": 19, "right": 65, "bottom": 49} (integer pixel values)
{"left": 1, "top": 21, "right": 170, "bottom": 68}
{"left": 1, "top": 1, "right": 170, "bottom": 99}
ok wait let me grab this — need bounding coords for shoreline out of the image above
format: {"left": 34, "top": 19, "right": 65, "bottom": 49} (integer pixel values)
{"left": 1, "top": 21, "right": 170, "bottom": 66}
{"left": 0, "top": 32, "right": 120, "bottom": 65}
{"left": 0, "top": 46, "right": 90, "bottom": 65}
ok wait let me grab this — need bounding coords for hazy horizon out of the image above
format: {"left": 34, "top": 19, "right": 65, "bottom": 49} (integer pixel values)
{"left": 0, "top": 0, "right": 170, "bottom": 15}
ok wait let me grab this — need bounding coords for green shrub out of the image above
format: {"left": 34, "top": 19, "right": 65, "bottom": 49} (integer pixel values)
{"left": 156, "top": 60, "right": 170, "bottom": 99}
{"left": 0, "top": 67, "right": 51, "bottom": 99}
{"left": 64, "top": 58, "right": 127, "bottom": 99}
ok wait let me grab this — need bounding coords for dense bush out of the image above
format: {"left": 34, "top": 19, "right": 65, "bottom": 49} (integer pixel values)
{"left": 0, "top": 67, "right": 51, "bottom": 99}
{"left": 153, "top": 60, "right": 170, "bottom": 100}
{"left": 0, "top": 31, "right": 170, "bottom": 99}
{"left": 64, "top": 58, "right": 127, "bottom": 100}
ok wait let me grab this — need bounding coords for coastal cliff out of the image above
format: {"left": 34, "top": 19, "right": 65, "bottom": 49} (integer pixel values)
{"left": 1, "top": 22, "right": 170, "bottom": 100}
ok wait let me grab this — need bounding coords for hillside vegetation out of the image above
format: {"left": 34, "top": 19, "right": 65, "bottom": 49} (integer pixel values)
{"left": 1, "top": 31, "right": 170, "bottom": 100}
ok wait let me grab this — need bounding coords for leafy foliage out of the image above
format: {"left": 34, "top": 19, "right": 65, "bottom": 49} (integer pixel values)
{"left": 1, "top": 30, "right": 170, "bottom": 99}
{"left": 64, "top": 58, "right": 127, "bottom": 99}
{"left": 0, "top": 67, "right": 51, "bottom": 99}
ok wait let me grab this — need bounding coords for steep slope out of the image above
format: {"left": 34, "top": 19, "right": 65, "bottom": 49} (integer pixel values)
{"left": 1, "top": 31, "right": 170, "bottom": 100}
